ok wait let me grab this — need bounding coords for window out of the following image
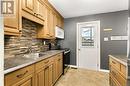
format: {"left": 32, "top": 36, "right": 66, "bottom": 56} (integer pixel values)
{"left": 81, "top": 26, "right": 95, "bottom": 47}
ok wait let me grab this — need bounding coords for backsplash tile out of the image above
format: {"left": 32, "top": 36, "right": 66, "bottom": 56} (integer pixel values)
{"left": 4, "top": 19, "right": 50, "bottom": 58}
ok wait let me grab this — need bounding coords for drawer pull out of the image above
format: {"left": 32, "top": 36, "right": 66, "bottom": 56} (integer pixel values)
{"left": 16, "top": 71, "right": 28, "bottom": 78}
{"left": 111, "top": 71, "right": 117, "bottom": 76}
{"left": 112, "top": 61, "right": 116, "bottom": 64}
{"left": 58, "top": 58, "right": 61, "bottom": 61}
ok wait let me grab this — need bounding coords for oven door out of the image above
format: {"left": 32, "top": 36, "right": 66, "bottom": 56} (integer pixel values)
{"left": 63, "top": 51, "right": 70, "bottom": 74}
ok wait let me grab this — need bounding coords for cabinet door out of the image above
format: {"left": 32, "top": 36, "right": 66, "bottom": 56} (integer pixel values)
{"left": 22, "top": 0, "right": 34, "bottom": 15}
{"left": 35, "top": 0, "right": 45, "bottom": 21}
{"left": 11, "top": 74, "right": 34, "bottom": 86}
{"left": 58, "top": 56, "right": 63, "bottom": 77}
{"left": 49, "top": 63, "right": 54, "bottom": 86}
{"left": 44, "top": 66, "right": 49, "bottom": 86}
{"left": 55, "top": 54, "right": 63, "bottom": 80}
{"left": 37, "top": 5, "right": 50, "bottom": 39}
{"left": 4, "top": 0, "right": 19, "bottom": 36}
{"left": 49, "top": 10, "right": 55, "bottom": 38}
{"left": 35, "top": 69, "right": 45, "bottom": 86}
{"left": 61, "top": 18, "right": 64, "bottom": 29}
{"left": 57, "top": 16, "right": 60, "bottom": 27}
{"left": 110, "top": 76, "right": 121, "bottom": 86}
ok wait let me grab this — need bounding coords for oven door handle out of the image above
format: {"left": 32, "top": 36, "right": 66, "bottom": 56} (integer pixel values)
{"left": 64, "top": 50, "right": 71, "bottom": 54}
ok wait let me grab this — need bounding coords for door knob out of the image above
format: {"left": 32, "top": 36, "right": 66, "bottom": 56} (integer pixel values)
{"left": 78, "top": 49, "right": 80, "bottom": 51}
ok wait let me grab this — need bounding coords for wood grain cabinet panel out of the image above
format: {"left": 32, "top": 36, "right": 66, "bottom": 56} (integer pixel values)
{"left": 12, "top": 74, "right": 34, "bottom": 86}
{"left": 22, "top": 0, "right": 35, "bottom": 15}
{"left": 110, "top": 58, "right": 120, "bottom": 71}
{"left": 120, "top": 64, "right": 127, "bottom": 78}
{"left": 22, "top": 0, "right": 44, "bottom": 25}
{"left": 55, "top": 53, "right": 63, "bottom": 81}
{"left": 5, "top": 65, "right": 35, "bottom": 86}
{"left": 110, "top": 75, "right": 121, "bottom": 86}
{"left": 4, "top": 0, "right": 19, "bottom": 36}
{"left": 5, "top": 53, "right": 63, "bottom": 86}
{"left": 35, "top": 57, "right": 55, "bottom": 86}
{"left": 35, "top": 0, "right": 46, "bottom": 21}
{"left": 37, "top": 6, "right": 56, "bottom": 39}
{"left": 109, "top": 56, "right": 127, "bottom": 86}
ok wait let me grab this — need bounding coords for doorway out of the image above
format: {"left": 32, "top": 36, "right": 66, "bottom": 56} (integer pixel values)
{"left": 76, "top": 21, "right": 100, "bottom": 71}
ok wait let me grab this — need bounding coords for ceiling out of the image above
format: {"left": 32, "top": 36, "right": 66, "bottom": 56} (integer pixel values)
{"left": 48, "top": 0, "right": 128, "bottom": 18}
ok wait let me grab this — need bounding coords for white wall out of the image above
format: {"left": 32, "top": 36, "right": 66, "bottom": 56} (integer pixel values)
{"left": 0, "top": 16, "right": 4, "bottom": 86}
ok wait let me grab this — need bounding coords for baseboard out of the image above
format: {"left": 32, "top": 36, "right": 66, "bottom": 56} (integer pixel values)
{"left": 69, "top": 65, "right": 78, "bottom": 69}
{"left": 99, "top": 69, "right": 110, "bottom": 73}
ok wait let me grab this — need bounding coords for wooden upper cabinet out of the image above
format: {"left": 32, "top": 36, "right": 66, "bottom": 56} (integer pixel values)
{"left": 56, "top": 15, "right": 64, "bottom": 29}
{"left": 61, "top": 18, "right": 64, "bottom": 28}
{"left": 49, "top": 10, "right": 55, "bottom": 38}
{"left": 35, "top": 0, "right": 46, "bottom": 21}
{"left": 37, "top": 5, "right": 50, "bottom": 39}
{"left": 37, "top": 7, "right": 56, "bottom": 39}
{"left": 55, "top": 53, "right": 63, "bottom": 81}
{"left": 22, "top": 0, "right": 35, "bottom": 15}
{"left": 22, "top": 0, "right": 44, "bottom": 25}
{"left": 4, "top": 0, "right": 19, "bottom": 36}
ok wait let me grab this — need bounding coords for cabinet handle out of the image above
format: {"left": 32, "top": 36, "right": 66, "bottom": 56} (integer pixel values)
{"left": 16, "top": 71, "right": 28, "bottom": 78}
{"left": 58, "top": 58, "right": 61, "bottom": 61}
{"left": 36, "top": 14, "right": 38, "bottom": 16}
{"left": 34, "top": 13, "right": 37, "bottom": 16}
{"left": 19, "top": 30, "right": 22, "bottom": 32}
{"left": 111, "top": 71, "right": 117, "bottom": 76}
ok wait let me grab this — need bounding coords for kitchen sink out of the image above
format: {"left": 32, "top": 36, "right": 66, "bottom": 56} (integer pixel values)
{"left": 23, "top": 53, "right": 46, "bottom": 59}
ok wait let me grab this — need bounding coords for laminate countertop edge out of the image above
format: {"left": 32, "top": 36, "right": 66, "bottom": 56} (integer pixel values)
{"left": 109, "top": 55, "right": 128, "bottom": 66}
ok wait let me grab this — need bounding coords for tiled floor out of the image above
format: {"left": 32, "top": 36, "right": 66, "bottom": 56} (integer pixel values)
{"left": 55, "top": 68, "right": 109, "bottom": 86}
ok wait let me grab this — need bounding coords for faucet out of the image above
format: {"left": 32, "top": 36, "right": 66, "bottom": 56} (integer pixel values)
{"left": 27, "top": 46, "right": 32, "bottom": 54}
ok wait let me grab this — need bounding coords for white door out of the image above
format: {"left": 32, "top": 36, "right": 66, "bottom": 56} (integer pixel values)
{"left": 77, "top": 21, "right": 100, "bottom": 71}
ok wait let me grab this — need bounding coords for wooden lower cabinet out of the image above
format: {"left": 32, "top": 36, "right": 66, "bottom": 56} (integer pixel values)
{"left": 4, "top": 65, "right": 35, "bottom": 86}
{"left": 4, "top": 53, "right": 63, "bottom": 86}
{"left": 35, "top": 62, "right": 54, "bottom": 86}
{"left": 12, "top": 74, "right": 34, "bottom": 86}
{"left": 110, "top": 75, "right": 121, "bottom": 86}
{"left": 54, "top": 53, "right": 63, "bottom": 81}
{"left": 109, "top": 56, "right": 127, "bottom": 86}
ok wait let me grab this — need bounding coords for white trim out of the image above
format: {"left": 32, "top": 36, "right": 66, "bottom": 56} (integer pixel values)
{"left": 99, "top": 69, "right": 110, "bottom": 73}
{"left": 69, "top": 65, "right": 78, "bottom": 68}
{"left": 76, "top": 20, "right": 101, "bottom": 71}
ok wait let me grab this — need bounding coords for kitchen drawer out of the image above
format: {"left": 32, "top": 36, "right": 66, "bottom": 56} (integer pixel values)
{"left": 35, "top": 57, "right": 54, "bottom": 70}
{"left": 5, "top": 65, "right": 34, "bottom": 86}
{"left": 120, "top": 64, "right": 127, "bottom": 78}
{"left": 111, "top": 67, "right": 126, "bottom": 86}
{"left": 55, "top": 53, "right": 63, "bottom": 59}
{"left": 110, "top": 58, "right": 120, "bottom": 70}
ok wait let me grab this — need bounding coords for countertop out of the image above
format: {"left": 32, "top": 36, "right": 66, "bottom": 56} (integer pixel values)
{"left": 4, "top": 50, "right": 64, "bottom": 74}
{"left": 109, "top": 55, "right": 128, "bottom": 66}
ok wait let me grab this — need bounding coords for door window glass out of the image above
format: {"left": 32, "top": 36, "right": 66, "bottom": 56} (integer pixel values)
{"left": 81, "top": 26, "right": 95, "bottom": 47}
